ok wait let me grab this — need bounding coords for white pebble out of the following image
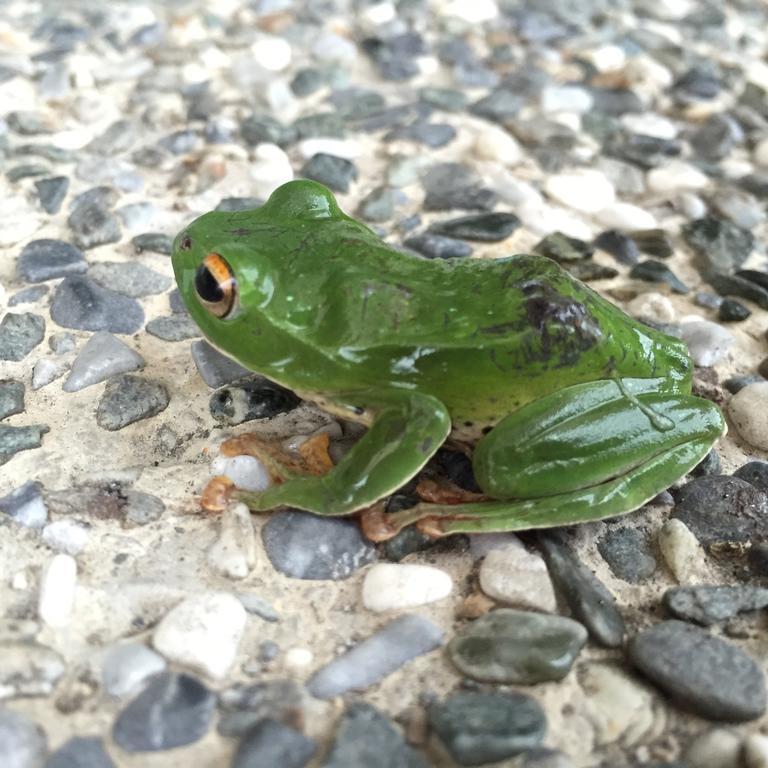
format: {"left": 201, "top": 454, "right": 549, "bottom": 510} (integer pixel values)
{"left": 284, "top": 647, "right": 313, "bottom": 672}
{"left": 545, "top": 170, "right": 615, "bottom": 214}
{"left": 38, "top": 554, "right": 77, "bottom": 628}
{"left": 479, "top": 540, "right": 557, "bottom": 612}
{"left": 685, "top": 728, "right": 743, "bottom": 768}
{"left": 541, "top": 85, "right": 594, "bottom": 114}
{"left": 206, "top": 503, "right": 258, "bottom": 580}
{"left": 744, "top": 733, "right": 768, "bottom": 768}
{"left": 729, "top": 382, "right": 768, "bottom": 451}
{"left": 621, "top": 113, "right": 678, "bottom": 140}
{"left": 210, "top": 455, "right": 271, "bottom": 492}
{"left": 102, "top": 642, "right": 167, "bottom": 698}
{"left": 627, "top": 292, "right": 676, "bottom": 324}
{"left": 472, "top": 124, "right": 522, "bottom": 166}
{"left": 469, "top": 532, "right": 521, "bottom": 558}
{"left": 152, "top": 592, "right": 246, "bottom": 679}
{"left": 362, "top": 563, "right": 453, "bottom": 612}
{"left": 753, "top": 137, "right": 768, "bottom": 167}
{"left": 676, "top": 192, "right": 708, "bottom": 219}
{"left": 658, "top": 519, "right": 704, "bottom": 584}
{"left": 583, "top": 44, "right": 626, "bottom": 73}
{"left": 251, "top": 36, "right": 292, "bottom": 72}
{"left": 31, "top": 358, "right": 68, "bottom": 390}
{"left": 297, "top": 138, "right": 361, "bottom": 160}
{"left": 679, "top": 319, "right": 734, "bottom": 366}
{"left": 595, "top": 203, "right": 657, "bottom": 230}
{"left": 63, "top": 332, "right": 144, "bottom": 393}
{"left": 250, "top": 143, "right": 293, "bottom": 198}
{"left": 41, "top": 520, "right": 89, "bottom": 556}
{"left": 517, "top": 201, "right": 594, "bottom": 240}
{"left": 440, "top": 0, "right": 498, "bottom": 23}
{"left": 647, "top": 162, "right": 709, "bottom": 194}
{"left": 11, "top": 570, "right": 29, "bottom": 590}
{"left": 312, "top": 32, "right": 357, "bottom": 62}
{"left": 476, "top": 163, "right": 542, "bottom": 207}
{"left": 362, "top": 3, "right": 396, "bottom": 24}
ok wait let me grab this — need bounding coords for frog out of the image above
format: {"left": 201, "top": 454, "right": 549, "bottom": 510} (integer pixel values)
{"left": 172, "top": 179, "right": 725, "bottom": 537}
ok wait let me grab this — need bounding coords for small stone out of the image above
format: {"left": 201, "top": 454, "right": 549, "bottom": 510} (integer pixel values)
{"left": 0, "top": 424, "right": 49, "bottom": 465}
{"left": 628, "top": 620, "right": 766, "bottom": 721}
{"left": 301, "top": 153, "right": 358, "bottom": 193}
{"left": 357, "top": 187, "right": 397, "bottom": 222}
{"left": 190, "top": 340, "right": 250, "bottom": 388}
{"left": 32, "top": 358, "right": 67, "bottom": 390}
{"left": 0, "top": 481, "right": 47, "bottom": 528}
{"left": 0, "top": 711, "right": 47, "bottom": 768}
{"left": 88, "top": 262, "right": 171, "bottom": 298}
{"left": 533, "top": 232, "right": 592, "bottom": 262}
{"left": 647, "top": 162, "right": 709, "bottom": 194}
{"left": 541, "top": 85, "right": 593, "bottom": 113}
{"left": 690, "top": 114, "right": 741, "bottom": 161}
{"left": 38, "top": 554, "right": 77, "bottom": 628}
{"left": 215, "top": 198, "right": 264, "bottom": 214}
{"left": 631, "top": 228, "right": 674, "bottom": 259}
{"left": 712, "top": 189, "right": 765, "bottom": 230}
{"left": 41, "top": 519, "right": 89, "bottom": 555}
{"left": 361, "top": 563, "right": 452, "bottom": 612}
{"left": 262, "top": 509, "right": 376, "bottom": 580}
{"left": 49, "top": 332, "right": 76, "bottom": 355}
{"left": 664, "top": 584, "right": 768, "bottom": 626}
{"left": 51, "top": 276, "right": 144, "bottom": 334}
{"left": 718, "top": 298, "right": 751, "bottom": 321}
{"left": 706, "top": 273, "right": 768, "bottom": 310}
{"left": 96, "top": 375, "right": 169, "bottom": 431}
{"left": 250, "top": 144, "right": 294, "bottom": 199}
{"left": 0, "top": 380, "right": 24, "bottom": 420}
{"left": 387, "top": 121, "right": 456, "bottom": 148}
{"left": 630, "top": 260, "right": 689, "bottom": 293}
{"left": 724, "top": 374, "right": 764, "bottom": 394}
{"left": 210, "top": 455, "right": 270, "bottom": 493}
{"left": 0, "top": 313, "right": 45, "bottom": 361}
{"left": 627, "top": 292, "right": 676, "bottom": 324}
{"left": 291, "top": 68, "right": 324, "bottom": 97}
{"left": 596, "top": 203, "right": 656, "bottom": 231}
{"left": 207, "top": 503, "right": 257, "bottom": 580}
{"left": 591, "top": 87, "right": 643, "bottom": 115}
{"left": 113, "top": 672, "right": 215, "bottom": 752}
{"left": 117, "top": 203, "right": 161, "bottom": 233}
{"left": 448, "top": 609, "right": 586, "bottom": 684}
{"left": 472, "top": 124, "right": 522, "bottom": 166}
{"left": 545, "top": 170, "right": 615, "bottom": 214}
{"left": 306, "top": 615, "right": 443, "bottom": 699}
{"left": 598, "top": 527, "right": 657, "bottom": 583}
{"left": 594, "top": 230, "right": 640, "bottom": 265}
{"left": 209, "top": 376, "right": 301, "bottom": 426}
{"left": 8, "top": 110, "right": 53, "bottom": 135}
{"left": 152, "top": 592, "right": 246, "bottom": 679}
{"left": 232, "top": 720, "right": 316, "bottom": 768}
{"left": 658, "top": 518, "right": 705, "bottom": 583}
{"left": 536, "top": 531, "right": 625, "bottom": 648}
{"left": 674, "top": 66, "right": 721, "bottom": 100}
{"left": 67, "top": 193, "right": 122, "bottom": 250}
{"left": 403, "top": 233, "right": 472, "bottom": 259}
{"left": 421, "top": 163, "right": 497, "bottom": 212}
{"left": 478, "top": 539, "right": 557, "bottom": 612}
{"left": 63, "top": 332, "right": 144, "bottom": 392}
{"left": 679, "top": 320, "right": 733, "bottom": 366}
{"left": 45, "top": 736, "right": 114, "bottom": 768}
{"left": 695, "top": 291, "right": 723, "bottom": 311}
{"left": 734, "top": 461, "right": 768, "bottom": 493}
{"left": 682, "top": 216, "right": 755, "bottom": 273}
{"left": 692, "top": 449, "right": 722, "bottom": 477}
{"left": 427, "top": 212, "right": 520, "bottom": 242}
{"left": 131, "top": 233, "right": 173, "bottom": 255}
{"left": 102, "top": 642, "right": 167, "bottom": 699}
{"left": 684, "top": 728, "right": 742, "bottom": 768}
{"left": 0, "top": 642, "right": 65, "bottom": 699}
{"left": 34, "top": 176, "right": 69, "bottom": 214}
{"left": 744, "top": 733, "right": 768, "bottom": 768}
{"left": 729, "top": 383, "right": 768, "bottom": 451}
{"left": 145, "top": 314, "right": 200, "bottom": 342}
{"left": 235, "top": 594, "right": 279, "bottom": 622}
{"left": 429, "top": 692, "right": 546, "bottom": 766}
{"left": 9, "top": 285, "right": 49, "bottom": 307}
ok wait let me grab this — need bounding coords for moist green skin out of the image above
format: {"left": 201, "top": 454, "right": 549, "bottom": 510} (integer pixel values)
{"left": 172, "top": 180, "right": 725, "bottom": 536}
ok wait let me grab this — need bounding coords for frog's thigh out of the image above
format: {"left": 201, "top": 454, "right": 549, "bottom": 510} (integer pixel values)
{"left": 238, "top": 389, "right": 450, "bottom": 516}
{"left": 472, "top": 379, "right": 724, "bottom": 499}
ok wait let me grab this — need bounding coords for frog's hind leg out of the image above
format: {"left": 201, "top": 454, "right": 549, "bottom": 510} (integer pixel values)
{"left": 387, "top": 378, "right": 724, "bottom": 536}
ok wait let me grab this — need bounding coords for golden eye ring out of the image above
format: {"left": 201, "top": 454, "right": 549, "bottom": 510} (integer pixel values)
{"left": 194, "top": 253, "right": 237, "bottom": 318}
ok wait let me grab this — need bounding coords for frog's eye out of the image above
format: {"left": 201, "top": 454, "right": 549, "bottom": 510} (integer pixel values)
{"left": 195, "top": 253, "right": 237, "bottom": 318}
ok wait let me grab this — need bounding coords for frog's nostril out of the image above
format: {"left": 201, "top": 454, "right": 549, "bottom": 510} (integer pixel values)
{"left": 180, "top": 234, "right": 192, "bottom": 251}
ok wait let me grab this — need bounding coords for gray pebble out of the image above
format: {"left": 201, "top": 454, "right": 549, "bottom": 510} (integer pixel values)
{"left": 209, "top": 376, "right": 300, "bottom": 426}
{"left": 190, "top": 340, "right": 250, "bottom": 388}
{"left": 422, "top": 163, "right": 497, "bottom": 211}
{"left": 145, "top": 315, "right": 200, "bottom": 341}
{"left": 34, "top": 176, "right": 69, "bottom": 214}
{"left": 664, "top": 584, "right": 768, "bottom": 625}
{"left": 357, "top": 187, "right": 397, "bottom": 222}
{"left": 67, "top": 187, "right": 122, "bottom": 250}
{"left": 116, "top": 202, "right": 160, "bottom": 232}
{"left": 0, "top": 710, "right": 47, "bottom": 768}
{"left": 0, "top": 424, "right": 49, "bottom": 465}
{"left": 132, "top": 232, "right": 172, "bottom": 255}
{"left": 96, "top": 374, "right": 169, "bottom": 431}
{"left": 597, "top": 527, "right": 657, "bottom": 583}
{"left": 733, "top": 460, "right": 768, "bottom": 493}
{"left": 0, "top": 312, "right": 45, "bottom": 361}
{"left": 235, "top": 593, "right": 279, "bottom": 622}
{"left": 88, "top": 261, "right": 171, "bottom": 298}
{"left": 18, "top": 239, "right": 87, "bottom": 283}
{"left": 51, "top": 276, "right": 144, "bottom": 334}
{"left": 63, "top": 332, "right": 144, "bottom": 392}
{"left": 48, "top": 332, "right": 76, "bottom": 355}
{"left": 44, "top": 736, "right": 114, "bottom": 768}
{"left": 301, "top": 153, "right": 358, "bottom": 193}
{"left": 0, "top": 380, "right": 25, "bottom": 420}
{"left": 403, "top": 233, "right": 472, "bottom": 259}
{"left": 9, "top": 285, "right": 49, "bottom": 306}
{"left": 630, "top": 260, "right": 689, "bottom": 294}
{"left": 0, "top": 480, "right": 47, "bottom": 527}
{"left": 45, "top": 483, "right": 163, "bottom": 525}
{"left": 102, "top": 642, "right": 167, "bottom": 698}
{"left": 218, "top": 680, "right": 302, "bottom": 738}
{"left": 232, "top": 720, "right": 316, "bottom": 768}
{"left": 682, "top": 216, "right": 755, "bottom": 273}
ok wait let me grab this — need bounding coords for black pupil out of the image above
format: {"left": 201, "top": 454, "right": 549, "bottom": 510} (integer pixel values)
{"left": 195, "top": 264, "right": 224, "bottom": 303}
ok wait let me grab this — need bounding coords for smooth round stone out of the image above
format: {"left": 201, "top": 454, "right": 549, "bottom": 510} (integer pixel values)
{"left": 472, "top": 123, "right": 522, "bottom": 165}
{"left": 754, "top": 136, "right": 768, "bottom": 167}
{"left": 102, "top": 642, "right": 167, "bottom": 698}
{"left": 41, "top": 519, "right": 89, "bottom": 555}
{"left": 682, "top": 216, "right": 755, "bottom": 273}
{"left": 478, "top": 541, "right": 557, "bottom": 612}
{"left": 153, "top": 592, "right": 246, "bottom": 679}
{"left": 664, "top": 585, "right": 768, "bottom": 626}
{"left": 251, "top": 35, "right": 291, "bottom": 71}
{"left": 540, "top": 85, "right": 593, "bottom": 114}
{"left": 191, "top": 341, "right": 250, "bottom": 388}
{"left": 729, "top": 383, "right": 768, "bottom": 451}
{"left": 630, "top": 228, "right": 675, "bottom": 259}
{"left": 647, "top": 162, "right": 709, "bottom": 193}
{"left": 0, "top": 480, "right": 47, "bottom": 528}
{"left": 734, "top": 461, "right": 768, "bottom": 493}
{"left": 545, "top": 170, "right": 615, "bottom": 214}
{"left": 63, "top": 331, "right": 144, "bottom": 392}
{"left": 262, "top": 509, "right": 376, "bottom": 580}
{"left": 621, "top": 112, "right": 677, "bottom": 140}
{"left": 116, "top": 202, "right": 161, "bottom": 233}
{"left": 0, "top": 710, "right": 47, "bottom": 768}
{"left": 88, "top": 262, "right": 171, "bottom": 298}
{"left": 595, "top": 203, "right": 656, "bottom": 230}
{"left": 45, "top": 736, "right": 114, "bottom": 768}
{"left": 421, "top": 162, "right": 497, "bottom": 212}
{"left": 38, "top": 554, "right": 77, "bottom": 628}
{"left": 429, "top": 692, "right": 546, "bottom": 766}
{"left": 357, "top": 187, "right": 397, "bottom": 222}
{"left": 300, "top": 153, "right": 358, "bottom": 193}
{"left": 0, "top": 379, "right": 24, "bottom": 419}
{"left": 448, "top": 608, "right": 587, "bottom": 684}
{"left": 17, "top": 239, "right": 86, "bottom": 282}
{"left": 9, "top": 285, "right": 49, "bottom": 307}
{"left": 678, "top": 320, "right": 733, "bottom": 366}
{"left": 0, "top": 312, "right": 45, "bottom": 361}
{"left": 427, "top": 212, "right": 520, "bottom": 242}
{"left": 744, "top": 734, "right": 768, "bottom": 768}
{"left": 677, "top": 192, "right": 708, "bottom": 219}
{"left": 210, "top": 456, "right": 270, "bottom": 493}
{"left": 628, "top": 620, "right": 767, "bottom": 721}
{"left": 361, "top": 563, "right": 452, "bottom": 612}
{"left": 403, "top": 233, "right": 472, "bottom": 259}
{"left": 132, "top": 232, "right": 173, "bottom": 255}
{"left": 630, "top": 259, "right": 689, "bottom": 294}
{"left": 67, "top": 198, "right": 122, "bottom": 250}
{"left": 712, "top": 189, "right": 765, "bottom": 230}
{"left": 113, "top": 672, "right": 215, "bottom": 752}
{"left": 519, "top": 202, "right": 593, "bottom": 240}
{"left": 684, "top": 728, "right": 742, "bottom": 768}
{"left": 718, "top": 298, "right": 751, "bottom": 322}
{"left": 96, "top": 374, "right": 169, "bottom": 431}
{"left": 51, "top": 276, "right": 144, "bottom": 334}
{"left": 145, "top": 315, "right": 199, "bottom": 341}
{"left": 627, "top": 292, "right": 676, "bottom": 324}
{"left": 597, "top": 527, "right": 657, "bottom": 583}
{"left": 232, "top": 720, "right": 316, "bottom": 768}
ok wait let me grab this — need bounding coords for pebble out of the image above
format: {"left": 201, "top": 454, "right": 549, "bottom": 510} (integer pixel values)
{"left": 63, "top": 331, "right": 144, "bottom": 392}
{"left": 729, "top": 383, "right": 768, "bottom": 451}
{"left": 421, "top": 162, "right": 497, "bottom": 211}
{"left": 45, "top": 736, "right": 114, "bottom": 768}
{"left": 429, "top": 692, "right": 546, "bottom": 766}
{"left": 67, "top": 192, "right": 122, "bottom": 250}
{"left": 733, "top": 460, "right": 768, "bottom": 493}
{"left": 403, "top": 233, "right": 472, "bottom": 259}
{"left": 34, "top": 176, "right": 69, "bottom": 214}
{"left": 684, "top": 729, "right": 743, "bottom": 768}
{"left": 190, "top": 340, "right": 250, "bottom": 388}
{"left": 262, "top": 509, "right": 377, "bottom": 580}
{"left": 712, "top": 188, "right": 765, "bottom": 230}
{"left": 628, "top": 620, "right": 766, "bottom": 721}
{"left": 706, "top": 272, "right": 768, "bottom": 310}
{"left": 545, "top": 170, "right": 615, "bottom": 214}
{"left": 718, "top": 297, "right": 751, "bottom": 321}
{"left": 18, "top": 239, "right": 87, "bottom": 283}
{"left": 9, "top": 285, "right": 49, "bottom": 307}
{"left": 152, "top": 592, "right": 247, "bottom": 679}
{"left": 664, "top": 585, "right": 768, "bottom": 626}
{"left": 96, "top": 374, "right": 169, "bottom": 431}
{"left": 361, "top": 563, "right": 452, "bottom": 612}
{"left": 595, "top": 203, "right": 656, "bottom": 231}
{"left": 41, "top": 519, "right": 89, "bottom": 555}
{"left": 51, "top": 276, "right": 144, "bottom": 334}
{"left": 32, "top": 357, "right": 68, "bottom": 390}
{"left": 682, "top": 215, "right": 755, "bottom": 273}
{"left": 117, "top": 202, "right": 162, "bottom": 233}
{"left": 0, "top": 312, "right": 45, "bottom": 361}
{"left": 102, "top": 642, "right": 167, "bottom": 698}
{"left": 0, "top": 710, "right": 47, "bottom": 768}
{"left": 744, "top": 734, "right": 768, "bottom": 768}
{"left": 88, "top": 262, "right": 171, "bottom": 298}
{"left": 0, "top": 380, "right": 25, "bottom": 420}
{"left": 306, "top": 615, "right": 443, "bottom": 699}
{"left": 210, "top": 454, "right": 270, "bottom": 492}
{"left": 236, "top": 594, "right": 279, "bottom": 622}
{"left": 630, "top": 260, "right": 689, "bottom": 294}
{"left": 472, "top": 123, "right": 522, "bottom": 166}
{"left": 0, "top": 481, "right": 47, "bottom": 528}
{"left": 647, "top": 162, "right": 709, "bottom": 194}
{"left": 218, "top": 680, "right": 302, "bottom": 737}
{"left": 427, "top": 212, "right": 520, "bottom": 242}
{"left": 113, "top": 672, "right": 215, "bottom": 752}
{"left": 132, "top": 232, "right": 173, "bottom": 255}
{"left": 49, "top": 332, "right": 76, "bottom": 355}
{"left": 448, "top": 608, "right": 586, "bottom": 684}
{"left": 536, "top": 531, "right": 626, "bottom": 647}
{"left": 301, "top": 153, "right": 358, "bottom": 193}
{"left": 0, "top": 424, "right": 50, "bottom": 465}
{"left": 357, "top": 187, "right": 397, "bottom": 222}
{"left": 232, "top": 720, "right": 316, "bottom": 768}
{"left": 673, "top": 475, "right": 768, "bottom": 545}
{"left": 597, "top": 527, "right": 657, "bottom": 583}
{"left": 478, "top": 539, "right": 557, "bottom": 612}
{"left": 627, "top": 292, "right": 676, "bottom": 324}
{"left": 533, "top": 232, "right": 592, "bottom": 263}
{"left": 38, "top": 553, "right": 77, "bottom": 628}
{"left": 207, "top": 502, "right": 258, "bottom": 580}
{"left": 0, "top": 642, "right": 65, "bottom": 698}
{"left": 678, "top": 319, "right": 733, "bottom": 366}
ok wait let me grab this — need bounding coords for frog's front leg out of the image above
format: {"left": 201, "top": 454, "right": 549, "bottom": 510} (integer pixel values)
{"left": 237, "top": 389, "right": 451, "bottom": 515}
{"left": 387, "top": 378, "right": 725, "bottom": 536}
